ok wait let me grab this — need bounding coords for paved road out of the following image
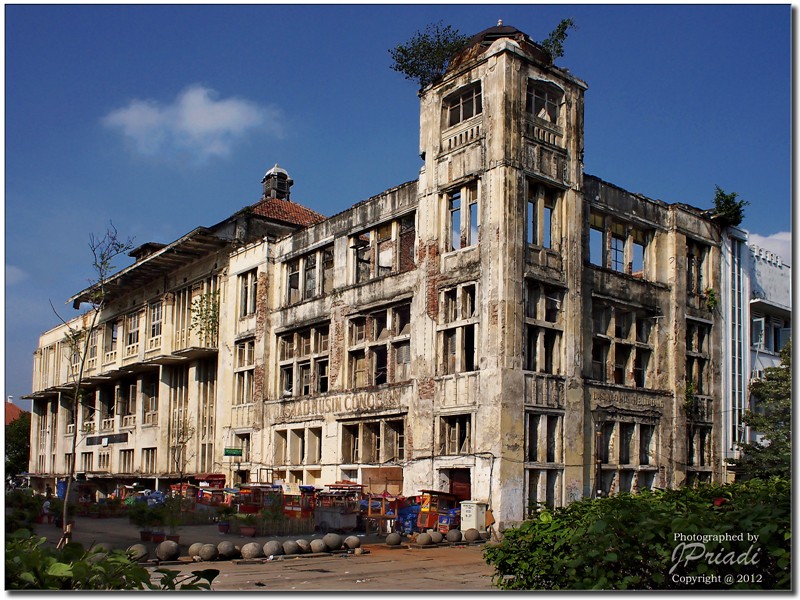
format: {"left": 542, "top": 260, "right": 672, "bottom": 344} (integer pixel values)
{"left": 29, "top": 516, "right": 498, "bottom": 591}
{"left": 168, "top": 545, "right": 496, "bottom": 591}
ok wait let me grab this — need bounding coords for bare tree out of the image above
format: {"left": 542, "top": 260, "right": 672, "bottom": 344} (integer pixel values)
{"left": 170, "top": 419, "right": 196, "bottom": 506}
{"left": 53, "top": 223, "right": 133, "bottom": 537}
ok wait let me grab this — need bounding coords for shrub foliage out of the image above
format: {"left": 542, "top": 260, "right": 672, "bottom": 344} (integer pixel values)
{"left": 5, "top": 529, "right": 218, "bottom": 590}
{"left": 484, "top": 478, "right": 790, "bottom": 590}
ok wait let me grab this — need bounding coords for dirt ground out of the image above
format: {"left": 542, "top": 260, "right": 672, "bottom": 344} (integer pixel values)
{"left": 28, "top": 516, "right": 499, "bottom": 591}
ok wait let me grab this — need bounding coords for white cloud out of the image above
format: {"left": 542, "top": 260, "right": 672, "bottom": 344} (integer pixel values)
{"left": 103, "top": 85, "right": 282, "bottom": 162}
{"left": 748, "top": 231, "right": 792, "bottom": 266}
{"left": 6, "top": 265, "right": 28, "bottom": 285}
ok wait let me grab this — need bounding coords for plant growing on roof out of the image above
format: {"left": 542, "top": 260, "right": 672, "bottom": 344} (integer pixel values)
{"left": 711, "top": 185, "right": 749, "bottom": 227}
{"left": 538, "top": 18, "right": 577, "bottom": 62}
{"left": 389, "top": 21, "right": 469, "bottom": 89}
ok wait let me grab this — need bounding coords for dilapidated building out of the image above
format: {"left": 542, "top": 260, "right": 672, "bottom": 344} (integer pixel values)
{"left": 27, "top": 23, "right": 728, "bottom": 528}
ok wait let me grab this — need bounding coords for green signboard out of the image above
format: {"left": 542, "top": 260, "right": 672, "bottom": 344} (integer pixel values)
{"left": 224, "top": 447, "right": 243, "bottom": 457}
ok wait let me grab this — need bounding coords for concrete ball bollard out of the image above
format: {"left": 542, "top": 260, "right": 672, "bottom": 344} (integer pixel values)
{"left": 322, "top": 533, "right": 343, "bottom": 551}
{"left": 188, "top": 542, "right": 205, "bottom": 557}
{"left": 343, "top": 535, "right": 361, "bottom": 549}
{"left": 217, "top": 541, "right": 239, "bottom": 559}
{"left": 416, "top": 533, "right": 433, "bottom": 546}
{"left": 126, "top": 544, "right": 149, "bottom": 563}
{"left": 446, "top": 529, "right": 463, "bottom": 542}
{"left": 295, "top": 539, "right": 311, "bottom": 554}
{"left": 385, "top": 532, "right": 402, "bottom": 546}
{"left": 309, "top": 538, "right": 328, "bottom": 553}
{"left": 464, "top": 528, "right": 481, "bottom": 542}
{"left": 263, "top": 540, "right": 284, "bottom": 557}
{"left": 199, "top": 544, "right": 219, "bottom": 561}
{"left": 429, "top": 531, "right": 444, "bottom": 544}
{"left": 156, "top": 540, "right": 180, "bottom": 561}
{"left": 282, "top": 540, "right": 301, "bottom": 555}
{"left": 240, "top": 542, "right": 264, "bottom": 559}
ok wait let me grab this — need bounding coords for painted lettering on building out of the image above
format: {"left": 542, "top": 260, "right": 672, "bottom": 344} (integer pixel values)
{"left": 281, "top": 389, "right": 402, "bottom": 420}
{"left": 591, "top": 389, "right": 665, "bottom": 410}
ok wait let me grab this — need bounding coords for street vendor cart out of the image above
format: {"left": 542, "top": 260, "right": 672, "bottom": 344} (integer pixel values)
{"left": 314, "top": 483, "right": 362, "bottom": 533}
{"left": 416, "top": 490, "right": 460, "bottom": 533}
{"left": 364, "top": 494, "right": 401, "bottom": 534}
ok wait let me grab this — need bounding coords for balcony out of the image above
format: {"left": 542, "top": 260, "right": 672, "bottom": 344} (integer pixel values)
{"left": 100, "top": 418, "right": 115, "bottom": 432}
{"left": 143, "top": 411, "right": 158, "bottom": 426}
{"left": 66, "top": 424, "right": 76, "bottom": 435}
{"left": 124, "top": 343, "right": 140, "bottom": 360}
{"left": 121, "top": 415, "right": 136, "bottom": 429}
{"left": 81, "top": 422, "right": 96, "bottom": 434}
{"left": 147, "top": 336, "right": 162, "bottom": 352}
{"left": 103, "top": 350, "right": 117, "bottom": 365}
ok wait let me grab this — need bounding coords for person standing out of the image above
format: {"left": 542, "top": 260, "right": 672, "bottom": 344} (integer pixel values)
{"left": 41, "top": 498, "right": 52, "bottom": 524}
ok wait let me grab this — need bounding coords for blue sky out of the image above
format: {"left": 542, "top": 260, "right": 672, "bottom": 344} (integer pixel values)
{"left": 5, "top": 4, "right": 791, "bottom": 409}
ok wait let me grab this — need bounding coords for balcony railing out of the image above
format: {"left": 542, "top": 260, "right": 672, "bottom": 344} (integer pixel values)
{"left": 100, "top": 418, "right": 115, "bottom": 432}
{"left": 121, "top": 415, "right": 136, "bottom": 428}
{"left": 82, "top": 422, "right": 96, "bottom": 434}
{"left": 124, "top": 343, "right": 139, "bottom": 359}
{"left": 103, "top": 350, "right": 117, "bottom": 365}
{"left": 143, "top": 411, "right": 158, "bottom": 426}
{"left": 147, "top": 336, "right": 162, "bottom": 352}
{"left": 66, "top": 424, "right": 76, "bottom": 435}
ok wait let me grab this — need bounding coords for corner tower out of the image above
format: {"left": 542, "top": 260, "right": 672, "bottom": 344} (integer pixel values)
{"left": 414, "top": 23, "right": 588, "bottom": 526}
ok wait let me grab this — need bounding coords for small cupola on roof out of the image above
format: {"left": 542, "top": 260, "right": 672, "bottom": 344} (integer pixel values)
{"left": 262, "top": 163, "right": 294, "bottom": 200}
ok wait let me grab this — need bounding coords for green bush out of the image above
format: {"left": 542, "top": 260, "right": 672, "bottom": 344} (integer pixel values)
{"left": 484, "top": 478, "right": 790, "bottom": 590}
{"left": 5, "top": 529, "right": 218, "bottom": 590}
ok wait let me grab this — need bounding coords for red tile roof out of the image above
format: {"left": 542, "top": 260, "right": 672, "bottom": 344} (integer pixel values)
{"left": 5, "top": 402, "right": 26, "bottom": 426}
{"left": 250, "top": 197, "right": 327, "bottom": 228}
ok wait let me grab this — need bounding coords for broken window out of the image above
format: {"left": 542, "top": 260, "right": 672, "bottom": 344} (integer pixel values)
{"left": 526, "top": 468, "right": 561, "bottom": 512}
{"left": 589, "top": 212, "right": 605, "bottom": 267}
{"left": 239, "top": 269, "right": 258, "bottom": 318}
{"left": 446, "top": 83, "right": 482, "bottom": 128}
{"left": 350, "top": 213, "right": 416, "bottom": 283}
{"left": 639, "top": 424, "right": 655, "bottom": 465}
{"left": 277, "top": 323, "right": 330, "bottom": 398}
{"left": 527, "top": 181, "right": 560, "bottom": 250}
{"left": 633, "top": 349, "right": 650, "bottom": 388}
{"left": 590, "top": 211, "right": 650, "bottom": 278}
{"left": 342, "top": 424, "right": 360, "bottom": 463}
{"left": 524, "top": 280, "right": 563, "bottom": 374}
{"left": 234, "top": 339, "right": 255, "bottom": 405}
{"left": 399, "top": 214, "right": 416, "bottom": 272}
{"left": 446, "top": 182, "right": 479, "bottom": 252}
{"left": 440, "top": 414, "right": 472, "bottom": 454}
{"left": 348, "top": 303, "right": 413, "bottom": 388}
{"left": 286, "top": 260, "right": 300, "bottom": 304}
{"left": 686, "top": 239, "right": 709, "bottom": 295}
{"left": 526, "top": 81, "right": 562, "bottom": 124}
{"left": 591, "top": 340, "right": 609, "bottom": 382}
{"left": 385, "top": 419, "right": 405, "bottom": 461}
{"left": 394, "top": 341, "right": 411, "bottom": 382}
{"left": 322, "top": 247, "right": 334, "bottom": 294}
{"left": 303, "top": 254, "right": 317, "bottom": 300}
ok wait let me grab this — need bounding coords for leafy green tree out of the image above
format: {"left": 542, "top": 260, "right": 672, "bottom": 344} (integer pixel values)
{"left": 484, "top": 478, "right": 790, "bottom": 590}
{"left": 712, "top": 185, "right": 749, "bottom": 227}
{"left": 389, "top": 21, "right": 468, "bottom": 89}
{"left": 539, "top": 18, "right": 577, "bottom": 61}
{"left": 6, "top": 411, "right": 31, "bottom": 477}
{"left": 731, "top": 339, "right": 791, "bottom": 479}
